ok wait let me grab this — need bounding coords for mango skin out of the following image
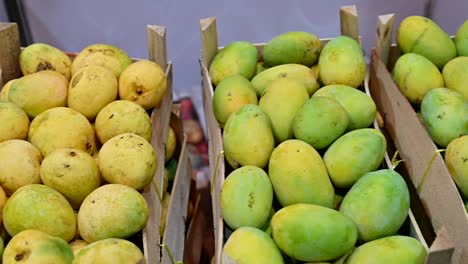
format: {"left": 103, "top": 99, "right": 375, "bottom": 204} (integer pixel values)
{"left": 212, "top": 75, "right": 258, "bottom": 128}
{"left": 263, "top": 31, "right": 322, "bottom": 67}
{"left": 397, "top": 16, "right": 456, "bottom": 69}
{"left": 251, "top": 63, "right": 319, "bottom": 96}
{"left": 73, "top": 238, "right": 145, "bottom": 264}
{"left": 339, "top": 169, "right": 410, "bottom": 242}
{"left": 223, "top": 227, "right": 284, "bottom": 264}
{"left": 392, "top": 53, "right": 444, "bottom": 104}
{"left": 221, "top": 166, "right": 273, "bottom": 230}
{"left": 209, "top": 41, "right": 258, "bottom": 86}
{"left": 421, "top": 88, "right": 468, "bottom": 147}
{"left": 259, "top": 78, "right": 309, "bottom": 143}
{"left": 0, "top": 79, "right": 16, "bottom": 102}
{"left": 223, "top": 105, "right": 274, "bottom": 169}
{"left": 455, "top": 20, "right": 468, "bottom": 56}
{"left": 271, "top": 204, "right": 357, "bottom": 262}
{"left": 0, "top": 102, "right": 30, "bottom": 142}
{"left": 20, "top": 43, "right": 72, "bottom": 80}
{"left": 293, "top": 97, "right": 349, "bottom": 149}
{"left": 324, "top": 128, "right": 386, "bottom": 188}
{"left": 269, "top": 140, "right": 334, "bottom": 208}
{"left": 318, "top": 36, "right": 366, "bottom": 88}
{"left": 446, "top": 136, "right": 468, "bottom": 197}
{"left": 313, "top": 85, "right": 377, "bottom": 130}
{"left": 442, "top": 56, "right": 468, "bottom": 100}
{"left": 347, "top": 235, "right": 427, "bottom": 264}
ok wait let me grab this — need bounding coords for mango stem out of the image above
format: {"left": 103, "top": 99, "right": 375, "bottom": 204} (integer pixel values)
{"left": 417, "top": 149, "right": 445, "bottom": 195}
{"left": 160, "top": 243, "right": 182, "bottom": 264}
{"left": 210, "top": 150, "right": 224, "bottom": 193}
{"left": 391, "top": 150, "right": 404, "bottom": 170}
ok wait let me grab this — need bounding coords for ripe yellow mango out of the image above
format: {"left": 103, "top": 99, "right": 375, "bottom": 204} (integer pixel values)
{"left": 446, "top": 136, "right": 468, "bottom": 197}
{"left": 0, "top": 79, "right": 16, "bottom": 102}
{"left": 20, "top": 43, "right": 72, "bottom": 80}
{"left": 0, "top": 102, "right": 29, "bottom": 142}
{"left": 455, "top": 20, "right": 468, "bottom": 56}
{"left": 73, "top": 238, "right": 145, "bottom": 264}
{"left": 442, "top": 56, "right": 468, "bottom": 100}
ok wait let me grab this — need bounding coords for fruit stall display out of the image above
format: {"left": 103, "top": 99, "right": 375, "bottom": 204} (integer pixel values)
{"left": 0, "top": 23, "right": 192, "bottom": 264}
{"left": 199, "top": 5, "right": 445, "bottom": 264}
{"left": 370, "top": 14, "right": 468, "bottom": 264}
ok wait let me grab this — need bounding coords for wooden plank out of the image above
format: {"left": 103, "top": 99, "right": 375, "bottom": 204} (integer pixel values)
{"left": 200, "top": 17, "right": 218, "bottom": 67}
{"left": 374, "top": 14, "right": 395, "bottom": 67}
{"left": 0, "top": 23, "right": 21, "bottom": 82}
{"left": 147, "top": 25, "right": 168, "bottom": 70}
{"left": 339, "top": 5, "right": 360, "bottom": 42}
{"left": 0, "top": 69, "right": 4, "bottom": 89}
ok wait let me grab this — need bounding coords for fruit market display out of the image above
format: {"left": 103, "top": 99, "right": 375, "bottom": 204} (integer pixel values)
{"left": 0, "top": 42, "right": 177, "bottom": 263}
{"left": 208, "top": 31, "right": 427, "bottom": 263}
{"left": 392, "top": 17, "right": 468, "bottom": 209}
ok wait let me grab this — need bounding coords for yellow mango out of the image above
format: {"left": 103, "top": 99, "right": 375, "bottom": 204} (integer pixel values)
{"left": 20, "top": 43, "right": 72, "bottom": 80}
{"left": 455, "top": 20, "right": 468, "bottom": 56}
{"left": 442, "top": 56, "right": 468, "bottom": 100}
{"left": 446, "top": 136, "right": 468, "bottom": 197}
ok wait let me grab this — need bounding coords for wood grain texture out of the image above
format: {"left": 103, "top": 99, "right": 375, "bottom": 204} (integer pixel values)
{"left": 375, "top": 14, "right": 395, "bottom": 67}
{"left": 147, "top": 25, "right": 168, "bottom": 70}
{"left": 0, "top": 23, "right": 21, "bottom": 82}
{"left": 340, "top": 5, "right": 360, "bottom": 42}
{"left": 200, "top": 18, "right": 218, "bottom": 67}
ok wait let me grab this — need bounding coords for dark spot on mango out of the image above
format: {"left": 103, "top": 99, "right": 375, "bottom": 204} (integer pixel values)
{"left": 86, "top": 142, "right": 93, "bottom": 150}
{"left": 71, "top": 71, "right": 84, "bottom": 88}
{"left": 64, "top": 164, "right": 70, "bottom": 168}
{"left": 248, "top": 192, "right": 255, "bottom": 208}
{"left": 109, "top": 114, "right": 114, "bottom": 119}
{"left": 36, "top": 61, "right": 55, "bottom": 72}
{"left": 69, "top": 151, "right": 77, "bottom": 157}
{"left": 463, "top": 157, "right": 468, "bottom": 163}
{"left": 91, "top": 200, "right": 95, "bottom": 204}
{"left": 278, "top": 73, "right": 287, "bottom": 78}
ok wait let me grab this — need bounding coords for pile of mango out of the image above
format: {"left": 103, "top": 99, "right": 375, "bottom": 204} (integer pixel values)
{"left": 0, "top": 42, "right": 176, "bottom": 263}
{"left": 392, "top": 17, "right": 468, "bottom": 210}
{"left": 209, "top": 32, "right": 427, "bottom": 263}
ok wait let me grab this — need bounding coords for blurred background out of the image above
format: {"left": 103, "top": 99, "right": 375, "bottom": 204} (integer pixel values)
{"left": 1, "top": 0, "right": 467, "bottom": 130}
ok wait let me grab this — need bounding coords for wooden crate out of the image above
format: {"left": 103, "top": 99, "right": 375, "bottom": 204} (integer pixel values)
{"left": 0, "top": 22, "right": 191, "bottom": 264}
{"left": 369, "top": 14, "right": 468, "bottom": 264}
{"left": 199, "top": 5, "right": 448, "bottom": 264}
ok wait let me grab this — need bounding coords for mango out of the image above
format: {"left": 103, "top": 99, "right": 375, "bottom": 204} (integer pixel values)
{"left": 209, "top": 41, "right": 258, "bottom": 86}
{"left": 256, "top": 62, "right": 267, "bottom": 75}
{"left": 68, "top": 65, "right": 118, "bottom": 120}
{"left": 95, "top": 100, "right": 152, "bottom": 144}
{"left": 420, "top": 88, "right": 468, "bottom": 147}
{"left": 346, "top": 235, "right": 427, "bottom": 264}
{"left": 71, "top": 43, "right": 132, "bottom": 78}
{"left": 212, "top": 75, "right": 258, "bottom": 127}
{"left": 271, "top": 204, "right": 357, "bottom": 262}
{"left": 263, "top": 31, "right": 322, "bottom": 67}
{"left": 339, "top": 169, "right": 410, "bottom": 241}
{"left": 221, "top": 166, "right": 273, "bottom": 230}
{"left": 251, "top": 63, "right": 319, "bottom": 96}
{"left": 3, "top": 184, "right": 76, "bottom": 242}
{"left": 446, "top": 136, "right": 468, "bottom": 197}
{"left": 165, "top": 126, "right": 177, "bottom": 162}
{"left": 313, "top": 85, "right": 377, "bottom": 130}
{"left": 119, "top": 60, "right": 167, "bottom": 109}
{"left": 442, "top": 56, "right": 468, "bottom": 100}
{"left": 223, "top": 105, "right": 274, "bottom": 168}
{"left": 293, "top": 97, "right": 349, "bottom": 149}
{"left": 99, "top": 133, "right": 156, "bottom": 190}
{"left": 269, "top": 140, "right": 334, "bottom": 208}
{"left": 78, "top": 184, "right": 148, "bottom": 243}
{"left": 259, "top": 78, "right": 309, "bottom": 143}
{"left": 392, "top": 53, "right": 444, "bottom": 104}
{"left": 318, "top": 36, "right": 366, "bottom": 88}
{"left": 73, "top": 238, "right": 145, "bottom": 264}
{"left": 3, "top": 229, "right": 74, "bottom": 264}
{"left": 0, "top": 102, "right": 30, "bottom": 142}
{"left": 28, "top": 107, "right": 96, "bottom": 156}
{"left": 455, "top": 20, "right": 468, "bottom": 56}
{"left": 0, "top": 140, "right": 42, "bottom": 195}
{"left": 0, "top": 79, "right": 16, "bottom": 102}
{"left": 397, "top": 16, "right": 456, "bottom": 69}
{"left": 222, "top": 227, "right": 284, "bottom": 264}
{"left": 8, "top": 71, "right": 68, "bottom": 118}
{"left": 324, "top": 128, "right": 386, "bottom": 188}
{"left": 19, "top": 43, "right": 72, "bottom": 80}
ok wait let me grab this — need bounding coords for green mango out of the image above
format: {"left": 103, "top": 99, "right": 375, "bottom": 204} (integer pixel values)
{"left": 221, "top": 166, "right": 273, "bottom": 230}
{"left": 397, "top": 16, "right": 456, "bottom": 69}
{"left": 263, "top": 31, "right": 322, "bottom": 67}
{"left": 271, "top": 204, "right": 357, "bottom": 262}
{"left": 455, "top": 20, "right": 468, "bottom": 56}
{"left": 346, "top": 235, "right": 427, "bottom": 264}
{"left": 212, "top": 75, "right": 258, "bottom": 127}
{"left": 269, "top": 140, "right": 334, "bottom": 208}
{"left": 392, "top": 53, "right": 444, "bottom": 104}
{"left": 446, "top": 136, "right": 468, "bottom": 197}
{"left": 318, "top": 36, "right": 366, "bottom": 88}
{"left": 223, "top": 227, "right": 284, "bottom": 264}
{"left": 313, "top": 85, "right": 377, "bottom": 130}
{"left": 251, "top": 64, "right": 319, "bottom": 96}
{"left": 223, "top": 104, "right": 274, "bottom": 169}
{"left": 323, "top": 128, "right": 386, "bottom": 188}
{"left": 209, "top": 41, "right": 258, "bottom": 86}
{"left": 293, "top": 97, "right": 349, "bottom": 149}
{"left": 442, "top": 56, "right": 468, "bottom": 100}
{"left": 259, "top": 78, "right": 309, "bottom": 143}
{"left": 339, "top": 169, "right": 410, "bottom": 242}
{"left": 420, "top": 88, "right": 468, "bottom": 147}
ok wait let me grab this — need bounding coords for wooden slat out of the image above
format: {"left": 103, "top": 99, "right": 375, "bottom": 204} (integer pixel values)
{"left": 0, "top": 23, "right": 21, "bottom": 82}
{"left": 0, "top": 69, "right": 4, "bottom": 89}
{"left": 200, "top": 17, "right": 218, "bottom": 67}
{"left": 374, "top": 14, "right": 395, "bottom": 67}
{"left": 147, "top": 25, "right": 168, "bottom": 70}
{"left": 339, "top": 5, "right": 360, "bottom": 42}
